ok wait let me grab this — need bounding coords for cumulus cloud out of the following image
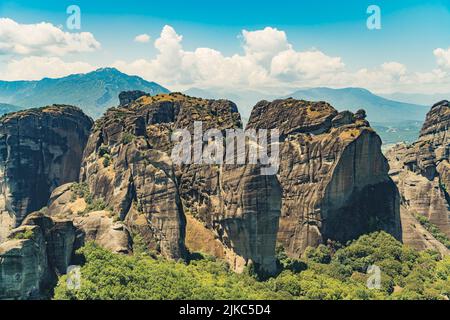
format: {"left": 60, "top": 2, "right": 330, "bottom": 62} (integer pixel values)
{"left": 0, "top": 18, "right": 101, "bottom": 56}
{"left": 115, "top": 25, "right": 450, "bottom": 93}
{"left": 0, "top": 56, "right": 95, "bottom": 80}
{"left": 113, "top": 25, "right": 347, "bottom": 90}
{"left": 134, "top": 34, "right": 151, "bottom": 43}
{"left": 1, "top": 21, "right": 450, "bottom": 94}
{"left": 434, "top": 47, "right": 450, "bottom": 69}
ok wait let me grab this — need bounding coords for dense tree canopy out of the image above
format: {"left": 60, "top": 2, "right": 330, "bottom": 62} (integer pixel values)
{"left": 54, "top": 232, "right": 450, "bottom": 300}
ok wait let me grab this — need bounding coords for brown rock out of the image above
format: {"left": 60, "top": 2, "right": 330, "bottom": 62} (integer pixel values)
{"left": 386, "top": 100, "right": 450, "bottom": 249}
{"left": 247, "top": 99, "right": 401, "bottom": 257}
{"left": 0, "top": 105, "right": 93, "bottom": 241}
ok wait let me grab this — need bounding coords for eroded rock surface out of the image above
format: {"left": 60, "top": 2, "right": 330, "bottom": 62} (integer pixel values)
{"left": 0, "top": 212, "right": 76, "bottom": 299}
{"left": 78, "top": 92, "right": 281, "bottom": 273}
{"left": 46, "top": 183, "right": 132, "bottom": 254}
{"left": 386, "top": 100, "right": 450, "bottom": 253}
{"left": 0, "top": 105, "right": 93, "bottom": 241}
{"left": 247, "top": 99, "right": 401, "bottom": 257}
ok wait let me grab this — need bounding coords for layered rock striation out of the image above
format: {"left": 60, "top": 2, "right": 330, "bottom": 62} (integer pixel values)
{"left": 0, "top": 106, "right": 93, "bottom": 242}
{"left": 386, "top": 100, "right": 450, "bottom": 254}
{"left": 247, "top": 99, "right": 401, "bottom": 257}
{"left": 0, "top": 212, "right": 76, "bottom": 299}
{"left": 78, "top": 92, "right": 281, "bottom": 273}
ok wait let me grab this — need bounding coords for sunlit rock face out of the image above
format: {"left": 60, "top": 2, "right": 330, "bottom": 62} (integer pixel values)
{"left": 247, "top": 99, "right": 401, "bottom": 257}
{"left": 387, "top": 100, "right": 450, "bottom": 255}
{"left": 0, "top": 105, "right": 93, "bottom": 242}
{"left": 79, "top": 92, "right": 281, "bottom": 274}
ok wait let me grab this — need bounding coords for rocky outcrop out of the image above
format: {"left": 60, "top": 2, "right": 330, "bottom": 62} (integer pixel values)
{"left": 77, "top": 92, "right": 281, "bottom": 273}
{"left": 386, "top": 100, "right": 450, "bottom": 253}
{"left": 0, "top": 212, "right": 76, "bottom": 299}
{"left": 247, "top": 99, "right": 401, "bottom": 257}
{"left": 0, "top": 105, "right": 93, "bottom": 242}
{"left": 46, "top": 183, "right": 132, "bottom": 254}
{"left": 118, "top": 90, "right": 148, "bottom": 107}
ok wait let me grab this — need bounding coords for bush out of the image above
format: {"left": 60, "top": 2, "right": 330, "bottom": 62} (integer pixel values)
{"left": 415, "top": 214, "right": 450, "bottom": 249}
{"left": 121, "top": 132, "right": 136, "bottom": 144}
{"left": 102, "top": 154, "right": 112, "bottom": 167}
{"left": 12, "top": 229, "right": 34, "bottom": 240}
{"left": 84, "top": 197, "right": 107, "bottom": 213}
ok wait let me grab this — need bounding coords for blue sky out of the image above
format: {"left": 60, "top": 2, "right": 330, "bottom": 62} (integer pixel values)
{"left": 1, "top": 0, "right": 450, "bottom": 93}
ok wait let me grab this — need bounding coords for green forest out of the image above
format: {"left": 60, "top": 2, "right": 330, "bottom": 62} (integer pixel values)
{"left": 54, "top": 232, "right": 450, "bottom": 300}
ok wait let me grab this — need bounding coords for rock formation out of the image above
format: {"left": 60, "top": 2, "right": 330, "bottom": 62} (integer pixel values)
{"left": 386, "top": 100, "right": 450, "bottom": 254}
{"left": 0, "top": 105, "right": 93, "bottom": 242}
{"left": 77, "top": 92, "right": 281, "bottom": 273}
{"left": 47, "top": 183, "right": 132, "bottom": 254}
{"left": 0, "top": 212, "right": 76, "bottom": 299}
{"left": 0, "top": 92, "right": 422, "bottom": 300}
{"left": 247, "top": 99, "right": 401, "bottom": 257}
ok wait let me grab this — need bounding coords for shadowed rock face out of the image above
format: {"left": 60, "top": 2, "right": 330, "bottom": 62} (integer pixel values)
{"left": 0, "top": 105, "right": 93, "bottom": 242}
{"left": 0, "top": 212, "right": 76, "bottom": 300}
{"left": 79, "top": 92, "right": 281, "bottom": 273}
{"left": 386, "top": 100, "right": 450, "bottom": 254}
{"left": 248, "top": 99, "right": 401, "bottom": 257}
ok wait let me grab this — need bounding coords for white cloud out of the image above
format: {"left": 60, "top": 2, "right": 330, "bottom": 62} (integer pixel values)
{"left": 134, "top": 34, "right": 151, "bottom": 43}
{"left": 271, "top": 49, "right": 345, "bottom": 80}
{"left": 241, "top": 27, "right": 291, "bottom": 68}
{"left": 434, "top": 47, "right": 450, "bottom": 69}
{"left": 1, "top": 21, "right": 450, "bottom": 94}
{"left": 115, "top": 25, "right": 450, "bottom": 93}
{"left": 0, "top": 56, "right": 96, "bottom": 80}
{"left": 0, "top": 18, "right": 100, "bottom": 56}
{"left": 113, "top": 25, "right": 346, "bottom": 91}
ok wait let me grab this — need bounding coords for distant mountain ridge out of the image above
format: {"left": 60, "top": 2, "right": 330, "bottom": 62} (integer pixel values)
{"left": 0, "top": 68, "right": 169, "bottom": 118}
{"left": 0, "top": 103, "right": 22, "bottom": 115}
{"left": 381, "top": 92, "right": 450, "bottom": 106}
{"left": 285, "top": 87, "right": 428, "bottom": 123}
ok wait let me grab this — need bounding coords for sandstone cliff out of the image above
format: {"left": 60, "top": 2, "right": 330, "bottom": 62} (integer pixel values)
{"left": 386, "top": 100, "right": 450, "bottom": 255}
{"left": 0, "top": 106, "right": 93, "bottom": 242}
{"left": 247, "top": 99, "right": 401, "bottom": 257}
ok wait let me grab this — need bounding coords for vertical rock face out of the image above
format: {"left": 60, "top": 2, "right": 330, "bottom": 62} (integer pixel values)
{"left": 79, "top": 96, "right": 186, "bottom": 260}
{"left": 386, "top": 100, "right": 450, "bottom": 253}
{"left": 79, "top": 92, "right": 281, "bottom": 273}
{"left": 0, "top": 225, "right": 49, "bottom": 300}
{"left": 0, "top": 213, "right": 76, "bottom": 300}
{"left": 247, "top": 99, "right": 401, "bottom": 257}
{"left": 0, "top": 106, "right": 93, "bottom": 241}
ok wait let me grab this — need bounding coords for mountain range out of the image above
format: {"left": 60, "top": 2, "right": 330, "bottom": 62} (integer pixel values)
{"left": 0, "top": 103, "right": 22, "bottom": 115}
{"left": 381, "top": 92, "right": 450, "bottom": 106}
{"left": 0, "top": 68, "right": 435, "bottom": 145}
{"left": 285, "top": 87, "right": 428, "bottom": 123}
{"left": 0, "top": 68, "right": 169, "bottom": 118}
